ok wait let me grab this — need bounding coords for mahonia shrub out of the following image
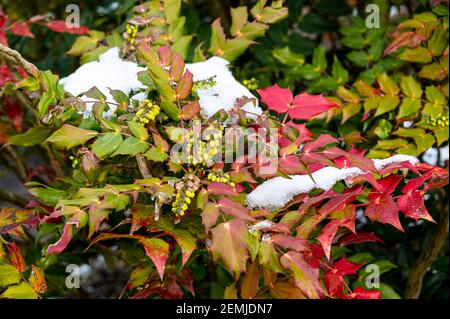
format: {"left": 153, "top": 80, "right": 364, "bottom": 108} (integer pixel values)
{"left": 0, "top": 0, "right": 448, "bottom": 299}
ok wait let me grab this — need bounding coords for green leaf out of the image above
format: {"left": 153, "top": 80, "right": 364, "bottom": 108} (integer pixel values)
{"left": 331, "top": 56, "right": 349, "bottom": 84}
{"left": 127, "top": 121, "right": 148, "bottom": 141}
{"left": 221, "top": 38, "right": 254, "bottom": 62}
{"left": 374, "top": 119, "right": 393, "bottom": 140}
{"left": 414, "top": 134, "right": 435, "bottom": 154}
{"left": 67, "top": 35, "right": 99, "bottom": 55}
{"left": 144, "top": 147, "right": 169, "bottom": 162}
{"left": 312, "top": 46, "right": 327, "bottom": 71}
{"left": 80, "top": 45, "right": 109, "bottom": 64}
{"left": 374, "top": 96, "right": 400, "bottom": 117}
{"left": 272, "top": 47, "right": 305, "bottom": 66}
{"left": 398, "top": 47, "right": 433, "bottom": 64}
{"left": 112, "top": 136, "right": 148, "bottom": 156}
{"left": 434, "top": 127, "right": 449, "bottom": 146}
{"left": 37, "top": 91, "right": 56, "bottom": 119}
{"left": 230, "top": 6, "right": 248, "bottom": 36}
{"left": 46, "top": 124, "right": 98, "bottom": 149}
{"left": 0, "top": 265, "right": 21, "bottom": 287}
{"left": 1, "top": 282, "right": 38, "bottom": 299}
{"left": 163, "top": 0, "right": 181, "bottom": 24}
{"left": 160, "top": 99, "right": 181, "bottom": 121}
{"left": 91, "top": 132, "right": 123, "bottom": 158}
{"left": 347, "top": 51, "right": 370, "bottom": 67}
{"left": 379, "top": 283, "right": 401, "bottom": 299}
{"left": 400, "top": 76, "right": 422, "bottom": 98}
{"left": 397, "top": 97, "right": 422, "bottom": 118}
{"left": 8, "top": 127, "right": 51, "bottom": 147}
{"left": 428, "top": 28, "right": 447, "bottom": 57}
{"left": 377, "top": 73, "right": 399, "bottom": 96}
{"left": 418, "top": 63, "right": 447, "bottom": 81}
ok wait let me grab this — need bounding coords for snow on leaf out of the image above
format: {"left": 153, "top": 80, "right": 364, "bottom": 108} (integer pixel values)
{"left": 210, "top": 219, "right": 249, "bottom": 278}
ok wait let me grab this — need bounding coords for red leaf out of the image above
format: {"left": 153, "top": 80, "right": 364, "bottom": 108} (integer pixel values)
{"left": 398, "top": 190, "right": 434, "bottom": 222}
{"left": 46, "top": 21, "right": 89, "bottom": 34}
{"left": 365, "top": 193, "right": 403, "bottom": 231}
{"left": 271, "top": 234, "right": 310, "bottom": 252}
{"left": 180, "top": 101, "right": 200, "bottom": 120}
{"left": 4, "top": 96, "right": 22, "bottom": 131}
{"left": 139, "top": 238, "right": 169, "bottom": 280}
{"left": 333, "top": 258, "right": 363, "bottom": 275}
{"left": 288, "top": 93, "right": 335, "bottom": 120}
{"left": 257, "top": 84, "right": 293, "bottom": 114}
{"left": 317, "top": 220, "right": 341, "bottom": 260}
{"left": 176, "top": 70, "right": 193, "bottom": 100}
{"left": 303, "top": 134, "right": 339, "bottom": 154}
{"left": 218, "top": 197, "right": 255, "bottom": 221}
{"left": 9, "top": 22, "right": 34, "bottom": 38}
{"left": 6, "top": 242, "right": 26, "bottom": 272}
{"left": 343, "top": 287, "right": 381, "bottom": 299}
{"left": 339, "top": 232, "right": 384, "bottom": 245}
{"left": 0, "top": 65, "right": 15, "bottom": 86}
{"left": 157, "top": 46, "right": 172, "bottom": 67}
{"left": 46, "top": 223, "right": 74, "bottom": 255}
{"left": 280, "top": 251, "right": 325, "bottom": 299}
{"left": 377, "top": 174, "right": 403, "bottom": 194}
{"left": 169, "top": 52, "right": 185, "bottom": 82}
{"left": 208, "top": 182, "right": 238, "bottom": 196}
{"left": 324, "top": 271, "right": 344, "bottom": 297}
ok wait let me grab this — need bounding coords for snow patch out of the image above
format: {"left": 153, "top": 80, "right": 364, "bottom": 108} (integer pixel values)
{"left": 185, "top": 57, "right": 262, "bottom": 118}
{"left": 60, "top": 48, "right": 145, "bottom": 117}
{"left": 246, "top": 155, "right": 419, "bottom": 210}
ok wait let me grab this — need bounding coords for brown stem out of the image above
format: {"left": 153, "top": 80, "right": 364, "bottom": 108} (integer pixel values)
{"left": 404, "top": 189, "right": 449, "bottom": 298}
{"left": 2, "top": 145, "right": 28, "bottom": 182}
{"left": 0, "top": 44, "right": 40, "bottom": 79}
{"left": 136, "top": 154, "right": 152, "bottom": 178}
{"left": 0, "top": 189, "right": 28, "bottom": 207}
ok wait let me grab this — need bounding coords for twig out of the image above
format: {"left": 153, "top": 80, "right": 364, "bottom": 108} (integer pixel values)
{"left": 136, "top": 154, "right": 152, "bottom": 178}
{"left": 0, "top": 189, "right": 28, "bottom": 207}
{"left": 404, "top": 189, "right": 449, "bottom": 298}
{"left": 0, "top": 44, "right": 40, "bottom": 79}
{"left": 2, "top": 145, "right": 28, "bottom": 182}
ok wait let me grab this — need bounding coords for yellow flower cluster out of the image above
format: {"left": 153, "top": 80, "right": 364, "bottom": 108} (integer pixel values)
{"left": 192, "top": 78, "right": 217, "bottom": 94}
{"left": 207, "top": 170, "right": 235, "bottom": 187}
{"left": 69, "top": 155, "right": 79, "bottom": 168}
{"left": 185, "top": 124, "right": 223, "bottom": 167}
{"left": 171, "top": 174, "right": 200, "bottom": 217}
{"left": 125, "top": 24, "right": 138, "bottom": 44}
{"left": 135, "top": 99, "right": 160, "bottom": 124}
{"left": 427, "top": 113, "right": 449, "bottom": 127}
{"left": 243, "top": 78, "right": 258, "bottom": 90}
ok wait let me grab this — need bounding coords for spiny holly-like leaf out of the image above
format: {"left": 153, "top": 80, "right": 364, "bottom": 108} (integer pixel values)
{"left": 317, "top": 220, "right": 341, "bottom": 260}
{"left": 6, "top": 243, "right": 26, "bottom": 273}
{"left": 398, "top": 190, "right": 434, "bottom": 222}
{"left": 180, "top": 101, "right": 200, "bottom": 120}
{"left": 201, "top": 202, "right": 220, "bottom": 233}
{"left": 210, "top": 219, "right": 249, "bottom": 278}
{"left": 240, "top": 262, "right": 259, "bottom": 299}
{"left": 46, "top": 125, "right": 98, "bottom": 149}
{"left": 0, "top": 282, "right": 38, "bottom": 299}
{"left": 47, "top": 20, "right": 89, "bottom": 34}
{"left": 218, "top": 197, "right": 255, "bottom": 221}
{"left": 176, "top": 70, "right": 193, "bottom": 100}
{"left": 29, "top": 265, "right": 47, "bottom": 294}
{"left": 9, "top": 22, "right": 34, "bottom": 38}
{"left": 280, "top": 250, "right": 324, "bottom": 299}
{"left": 257, "top": 84, "right": 293, "bottom": 114}
{"left": 339, "top": 232, "right": 383, "bottom": 246}
{"left": 46, "top": 223, "right": 74, "bottom": 255}
{"left": 343, "top": 286, "right": 381, "bottom": 299}
{"left": 139, "top": 238, "right": 170, "bottom": 280}
{"left": 169, "top": 229, "right": 196, "bottom": 266}
{"left": 208, "top": 182, "right": 238, "bottom": 196}
{"left": 365, "top": 193, "right": 403, "bottom": 231}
